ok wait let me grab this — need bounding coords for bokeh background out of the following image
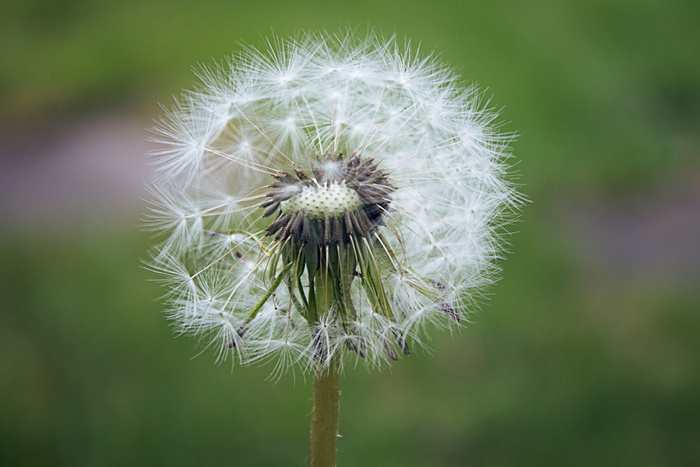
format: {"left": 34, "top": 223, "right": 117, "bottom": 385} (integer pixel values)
{"left": 1, "top": 1, "right": 699, "bottom": 465}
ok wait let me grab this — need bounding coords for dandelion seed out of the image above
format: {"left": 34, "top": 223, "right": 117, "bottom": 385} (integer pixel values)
{"left": 147, "top": 31, "right": 521, "bottom": 375}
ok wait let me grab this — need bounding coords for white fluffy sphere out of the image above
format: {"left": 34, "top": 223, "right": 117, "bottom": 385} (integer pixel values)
{"left": 147, "top": 31, "right": 521, "bottom": 374}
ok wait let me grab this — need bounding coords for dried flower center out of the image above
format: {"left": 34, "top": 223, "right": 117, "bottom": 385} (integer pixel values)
{"left": 262, "top": 153, "right": 395, "bottom": 246}
{"left": 280, "top": 182, "right": 362, "bottom": 219}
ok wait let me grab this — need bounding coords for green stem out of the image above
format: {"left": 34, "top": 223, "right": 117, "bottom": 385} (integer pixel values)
{"left": 308, "top": 355, "right": 341, "bottom": 466}
{"left": 246, "top": 263, "right": 292, "bottom": 321}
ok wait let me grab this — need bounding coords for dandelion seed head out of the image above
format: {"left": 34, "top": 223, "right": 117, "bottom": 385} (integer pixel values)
{"left": 147, "top": 30, "right": 521, "bottom": 375}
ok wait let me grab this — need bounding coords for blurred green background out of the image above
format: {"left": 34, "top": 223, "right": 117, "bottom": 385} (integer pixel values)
{"left": 1, "top": 0, "right": 699, "bottom": 465}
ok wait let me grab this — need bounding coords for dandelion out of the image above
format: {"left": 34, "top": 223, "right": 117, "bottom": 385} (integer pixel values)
{"left": 146, "top": 30, "right": 520, "bottom": 465}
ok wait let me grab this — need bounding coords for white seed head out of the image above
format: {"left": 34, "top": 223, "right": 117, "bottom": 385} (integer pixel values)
{"left": 281, "top": 182, "right": 362, "bottom": 219}
{"left": 146, "top": 30, "right": 522, "bottom": 375}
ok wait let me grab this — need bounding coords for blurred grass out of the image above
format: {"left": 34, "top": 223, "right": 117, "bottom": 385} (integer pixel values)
{"left": 3, "top": 0, "right": 698, "bottom": 189}
{"left": 1, "top": 0, "right": 699, "bottom": 465}
{"left": 2, "top": 227, "right": 698, "bottom": 466}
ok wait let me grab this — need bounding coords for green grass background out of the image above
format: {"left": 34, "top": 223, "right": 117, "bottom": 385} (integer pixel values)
{"left": 1, "top": 0, "right": 699, "bottom": 465}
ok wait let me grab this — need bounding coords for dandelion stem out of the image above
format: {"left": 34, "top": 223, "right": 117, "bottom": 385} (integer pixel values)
{"left": 309, "top": 354, "right": 341, "bottom": 467}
